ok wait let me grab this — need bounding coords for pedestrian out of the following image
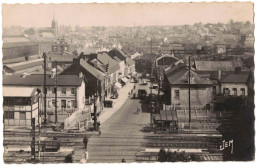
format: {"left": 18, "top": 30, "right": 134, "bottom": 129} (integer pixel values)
{"left": 121, "top": 158, "right": 126, "bottom": 163}
{"left": 98, "top": 129, "right": 101, "bottom": 136}
{"left": 97, "top": 121, "right": 101, "bottom": 130}
{"left": 134, "top": 84, "right": 136, "bottom": 90}
{"left": 83, "top": 136, "right": 88, "bottom": 149}
{"left": 137, "top": 106, "right": 140, "bottom": 114}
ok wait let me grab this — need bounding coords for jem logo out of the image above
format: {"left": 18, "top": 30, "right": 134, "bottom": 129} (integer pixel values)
{"left": 220, "top": 139, "right": 234, "bottom": 154}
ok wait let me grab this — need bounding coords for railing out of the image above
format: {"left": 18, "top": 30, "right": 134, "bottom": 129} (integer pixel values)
{"left": 64, "top": 105, "right": 92, "bottom": 130}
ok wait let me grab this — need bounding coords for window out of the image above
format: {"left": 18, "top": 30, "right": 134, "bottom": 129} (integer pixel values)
{"left": 52, "top": 100, "right": 55, "bottom": 108}
{"left": 71, "top": 100, "right": 76, "bottom": 108}
{"left": 52, "top": 87, "right": 56, "bottom": 94}
{"left": 174, "top": 90, "right": 180, "bottom": 100}
{"left": 241, "top": 88, "right": 245, "bottom": 96}
{"left": 212, "top": 86, "right": 216, "bottom": 94}
{"left": 61, "top": 88, "right": 66, "bottom": 95}
{"left": 61, "top": 100, "right": 66, "bottom": 108}
{"left": 20, "top": 112, "right": 26, "bottom": 120}
{"left": 4, "top": 111, "right": 14, "bottom": 119}
{"left": 71, "top": 88, "right": 75, "bottom": 95}
{"left": 224, "top": 88, "right": 230, "bottom": 96}
{"left": 233, "top": 88, "right": 237, "bottom": 96}
{"left": 48, "top": 100, "right": 52, "bottom": 108}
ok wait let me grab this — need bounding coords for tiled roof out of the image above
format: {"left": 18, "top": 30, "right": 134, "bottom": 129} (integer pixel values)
{"left": 221, "top": 73, "right": 249, "bottom": 83}
{"left": 165, "top": 65, "right": 213, "bottom": 85}
{"left": 108, "top": 48, "right": 127, "bottom": 61}
{"left": 194, "top": 61, "right": 243, "bottom": 71}
{"left": 3, "top": 74, "right": 83, "bottom": 86}
{"left": 79, "top": 59, "right": 105, "bottom": 81}
{"left": 97, "top": 52, "right": 120, "bottom": 73}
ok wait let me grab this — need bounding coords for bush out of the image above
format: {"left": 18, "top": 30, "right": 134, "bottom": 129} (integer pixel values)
{"left": 65, "top": 153, "right": 73, "bottom": 163}
{"left": 158, "top": 148, "right": 198, "bottom": 162}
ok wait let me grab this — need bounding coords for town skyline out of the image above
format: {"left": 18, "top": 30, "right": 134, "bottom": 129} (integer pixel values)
{"left": 3, "top": 2, "right": 254, "bottom": 28}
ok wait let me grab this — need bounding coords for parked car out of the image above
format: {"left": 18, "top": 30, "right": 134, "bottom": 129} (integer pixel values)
{"left": 142, "top": 79, "right": 147, "bottom": 85}
{"left": 138, "top": 89, "right": 147, "bottom": 99}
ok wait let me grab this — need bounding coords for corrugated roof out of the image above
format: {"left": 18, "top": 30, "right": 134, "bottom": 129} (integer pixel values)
{"left": 3, "top": 86, "right": 36, "bottom": 97}
{"left": 3, "top": 36, "right": 38, "bottom": 48}
{"left": 154, "top": 110, "right": 178, "bottom": 121}
{"left": 3, "top": 74, "right": 83, "bottom": 86}
{"left": 3, "top": 59, "right": 43, "bottom": 72}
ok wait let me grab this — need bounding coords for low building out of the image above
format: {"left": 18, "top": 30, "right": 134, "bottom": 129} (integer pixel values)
{"left": 2, "top": 35, "right": 39, "bottom": 64}
{"left": 61, "top": 58, "right": 106, "bottom": 105}
{"left": 3, "top": 86, "right": 40, "bottom": 128}
{"left": 193, "top": 61, "right": 243, "bottom": 71}
{"left": 164, "top": 64, "right": 213, "bottom": 108}
{"left": 108, "top": 48, "right": 128, "bottom": 78}
{"left": 3, "top": 59, "right": 43, "bottom": 74}
{"left": 3, "top": 74, "right": 85, "bottom": 121}
{"left": 220, "top": 72, "right": 250, "bottom": 96}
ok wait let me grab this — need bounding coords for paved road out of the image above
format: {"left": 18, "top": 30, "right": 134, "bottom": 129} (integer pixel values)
{"left": 87, "top": 98, "right": 150, "bottom": 163}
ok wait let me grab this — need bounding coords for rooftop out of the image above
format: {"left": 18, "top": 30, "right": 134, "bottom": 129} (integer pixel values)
{"left": 221, "top": 73, "right": 250, "bottom": 83}
{"left": 3, "top": 74, "right": 83, "bottom": 86}
{"left": 2, "top": 35, "right": 38, "bottom": 48}
{"left": 3, "top": 86, "right": 37, "bottom": 97}
{"left": 194, "top": 61, "right": 243, "bottom": 71}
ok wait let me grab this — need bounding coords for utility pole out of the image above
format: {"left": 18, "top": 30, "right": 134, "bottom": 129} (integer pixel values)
{"left": 188, "top": 56, "right": 191, "bottom": 130}
{"left": 55, "top": 60, "right": 58, "bottom": 123}
{"left": 43, "top": 52, "right": 47, "bottom": 124}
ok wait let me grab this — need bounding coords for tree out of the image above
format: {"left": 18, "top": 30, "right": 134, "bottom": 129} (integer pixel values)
{"left": 23, "top": 28, "right": 35, "bottom": 35}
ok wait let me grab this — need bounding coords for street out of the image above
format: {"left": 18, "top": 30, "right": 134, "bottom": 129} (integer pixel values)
{"left": 87, "top": 98, "right": 150, "bottom": 163}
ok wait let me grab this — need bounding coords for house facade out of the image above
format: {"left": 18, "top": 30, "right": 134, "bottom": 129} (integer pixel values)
{"left": 164, "top": 65, "right": 213, "bottom": 108}
{"left": 3, "top": 74, "right": 85, "bottom": 117}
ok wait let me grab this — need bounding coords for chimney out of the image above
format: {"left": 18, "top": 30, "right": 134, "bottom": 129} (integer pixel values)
{"left": 21, "top": 72, "right": 29, "bottom": 78}
{"left": 79, "top": 72, "right": 83, "bottom": 77}
{"left": 235, "top": 67, "right": 241, "bottom": 74}
{"left": 73, "top": 58, "right": 80, "bottom": 65}
{"left": 218, "top": 70, "right": 221, "bottom": 80}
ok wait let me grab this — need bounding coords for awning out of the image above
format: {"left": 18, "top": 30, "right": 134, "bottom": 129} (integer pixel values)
{"left": 114, "top": 82, "right": 122, "bottom": 89}
{"left": 121, "top": 77, "right": 128, "bottom": 83}
{"left": 154, "top": 110, "right": 178, "bottom": 121}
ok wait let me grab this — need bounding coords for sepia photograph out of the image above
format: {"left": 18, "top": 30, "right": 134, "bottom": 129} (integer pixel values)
{"left": 1, "top": 1, "right": 256, "bottom": 164}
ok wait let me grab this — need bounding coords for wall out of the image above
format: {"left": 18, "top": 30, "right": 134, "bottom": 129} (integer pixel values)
{"left": 3, "top": 45, "right": 39, "bottom": 60}
{"left": 171, "top": 85, "right": 212, "bottom": 107}
{"left": 118, "top": 61, "right": 125, "bottom": 77}
{"left": 221, "top": 83, "right": 248, "bottom": 96}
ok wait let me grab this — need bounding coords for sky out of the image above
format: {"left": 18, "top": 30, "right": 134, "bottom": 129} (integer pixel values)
{"left": 2, "top": 2, "right": 254, "bottom": 28}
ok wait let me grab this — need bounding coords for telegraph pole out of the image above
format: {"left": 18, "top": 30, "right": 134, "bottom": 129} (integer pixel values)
{"left": 55, "top": 60, "right": 58, "bottom": 123}
{"left": 43, "top": 52, "right": 47, "bottom": 124}
{"left": 188, "top": 56, "right": 191, "bottom": 130}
